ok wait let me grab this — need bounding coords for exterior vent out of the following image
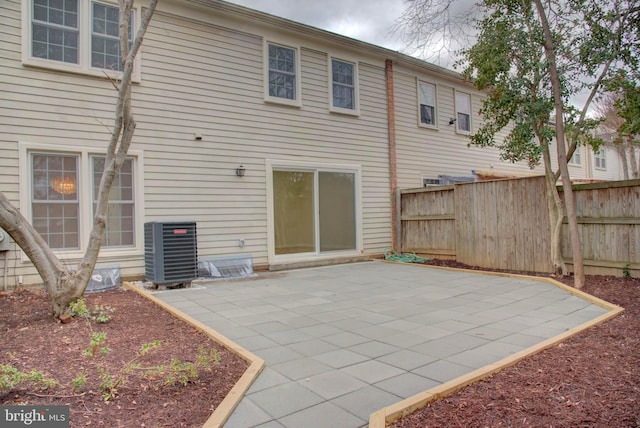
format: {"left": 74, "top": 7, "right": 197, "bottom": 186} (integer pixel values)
{"left": 198, "top": 255, "right": 253, "bottom": 279}
{"left": 87, "top": 264, "right": 121, "bottom": 293}
{"left": 144, "top": 221, "right": 197, "bottom": 284}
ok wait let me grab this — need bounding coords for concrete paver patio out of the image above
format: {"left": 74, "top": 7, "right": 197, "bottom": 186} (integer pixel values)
{"left": 154, "top": 261, "right": 609, "bottom": 428}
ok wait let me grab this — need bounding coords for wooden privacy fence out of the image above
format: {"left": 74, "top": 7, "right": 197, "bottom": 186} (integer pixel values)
{"left": 399, "top": 176, "right": 640, "bottom": 276}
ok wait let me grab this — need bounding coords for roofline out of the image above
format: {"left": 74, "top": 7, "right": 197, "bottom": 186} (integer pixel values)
{"left": 184, "top": 0, "right": 468, "bottom": 83}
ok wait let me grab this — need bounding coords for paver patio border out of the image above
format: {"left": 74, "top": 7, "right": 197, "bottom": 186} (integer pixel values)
{"left": 368, "top": 261, "right": 625, "bottom": 428}
{"left": 123, "top": 282, "right": 265, "bottom": 428}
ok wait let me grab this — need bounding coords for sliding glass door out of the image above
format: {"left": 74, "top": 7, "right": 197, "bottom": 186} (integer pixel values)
{"left": 273, "top": 168, "right": 357, "bottom": 256}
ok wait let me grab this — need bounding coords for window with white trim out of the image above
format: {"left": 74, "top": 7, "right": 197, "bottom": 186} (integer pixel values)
{"left": 423, "top": 178, "right": 441, "bottom": 187}
{"left": 90, "top": 2, "right": 132, "bottom": 71}
{"left": 28, "top": 148, "right": 139, "bottom": 253}
{"left": 594, "top": 147, "right": 607, "bottom": 170}
{"left": 24, "top": 0, "right": 137, "bottom": 77}
{"left": 568, "top": 146, "right": 581, "bottom": 165}
{"left": 455, "top": 91, "right": 472, "bottom": 133}
{"left": 92, "top": 157, "right": 135, "bottom": 247}
{"left": 32, "top": 0, "right": 80, "bottom": 64}
{"left": 31, "top": 153, "right": 80, "bottom": 249}
{"left": 330, "top": 58, "right": 357, "bottom": 112}
{"left": 418, "top": 81, "right": 437, "bottom": 127}
{"left": 267, "top": 42, "right": 298, "bottom": 102}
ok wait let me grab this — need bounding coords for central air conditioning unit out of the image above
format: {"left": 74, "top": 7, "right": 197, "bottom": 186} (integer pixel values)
{"left": 144, "top": 221, "right": 198, "bottom": 284}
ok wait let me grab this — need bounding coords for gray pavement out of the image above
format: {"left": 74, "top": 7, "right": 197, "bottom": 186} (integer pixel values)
{"left": 154, "top": 261, "right": 609, "bottom": 428}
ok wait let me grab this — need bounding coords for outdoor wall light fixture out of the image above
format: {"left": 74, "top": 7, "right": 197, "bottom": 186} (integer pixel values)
{"left": 449, "top": 118, "right": 457, "bottom": 125}
{"left": 236, "top": 165, "right": 246, "bottom": 177}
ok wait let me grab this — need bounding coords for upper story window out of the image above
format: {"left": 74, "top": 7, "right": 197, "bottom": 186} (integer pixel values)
{"left": 330, "top": 58, "right": 359, "bottom": 114}
{"left": 32, "top": 0, "right": 79, "bottom": 64}
{"left": 23, "top": 0, "right": 139, "bottom": 79}
{"left": 594, "top": 147, "right": 607, "bottom": 170}
{"left": 568, "top": 146, "right": 581, "bottom": 165}
{"left": 91, "top": 2, "right": 132, "bottom": 71}
{"left": 455, "top": 91, "right": 472, "bottom": 133}
{"left": 418, "top": 81, "right": 437, "bottom": 127}
{"left": 265, "top": 42, "right": 300, "bottom": 106}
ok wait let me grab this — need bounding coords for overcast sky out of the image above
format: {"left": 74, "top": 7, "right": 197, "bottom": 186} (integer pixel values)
{"left": 226, "top": 1, "right": 416, "bottom": 56}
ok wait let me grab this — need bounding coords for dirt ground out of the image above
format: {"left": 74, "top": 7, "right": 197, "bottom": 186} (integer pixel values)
{"left": 392, "top": 261, "right": 640, "bottom": 428}
{"left": 0, "top": 287, "right": 248, "bottom": 428}
{"left": 1, "top": 264, "right": 638, "bottom": 428}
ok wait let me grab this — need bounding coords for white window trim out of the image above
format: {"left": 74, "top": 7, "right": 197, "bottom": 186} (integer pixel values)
{"left": 328, "top": 56, "right": 360, "bottom": 116}
{"left": 454, "top": 89, "right": 472, "bottom": 135}
{"left": 263, "top": 40, "right": 302, "bottom": 107}
{"left": 422, "top": 177, "right": 441, "bottom": 187}
{"left": 19, "top": 142, "right": 145, "bottom": 262}
{"left": 417, "top": 79, "right": 438, "bottom": 129}
{"left": 21, "top": 0, "right": 142, "bottom": 81}
{"left": 594, "top": 147, "right": 607, "bottom": 170}
{"left": 568, "top": 146, "right": 581, "bottom": 166}
{"left": 265, "top": 159, "right": 363, "bottom": 265}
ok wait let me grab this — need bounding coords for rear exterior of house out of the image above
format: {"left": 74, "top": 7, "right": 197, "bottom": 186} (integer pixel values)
{"left": 0, "top": 0, "right": 629, "bottom": 287}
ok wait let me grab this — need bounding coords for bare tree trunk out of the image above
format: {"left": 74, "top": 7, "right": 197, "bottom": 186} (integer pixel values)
{"left": 534, "top": 0, "right": 585, "bottom": 288}
{"left": 66, "top": 0, "right": 158, "bottom": 307}
{"left": 0, "top": 193, "right": 75, "bottom": 315}
{"left": 0, "top": 0, "right": 158, "bottom": 317}
{"left": 629, "top": 138, "right": 639, "bottom": 179}
{"left": 617, "top": 142, "right": 630, "bottom": 180}
{"left": 540, "top": 138, "right": 566, "bottom": 274}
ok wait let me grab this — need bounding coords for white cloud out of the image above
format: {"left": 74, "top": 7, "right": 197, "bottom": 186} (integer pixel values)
{"left": 227, "top": 0, "right": 407, "bottom": 51}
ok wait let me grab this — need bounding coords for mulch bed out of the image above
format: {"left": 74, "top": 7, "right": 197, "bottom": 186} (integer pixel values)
{"left": 392, "top": 261, "right": 640, "bottom": 427}
{"left": 0, "top": 287, "right": 248, "bottom": 428}
{"left": 1, "top": 262, "right": 639, "bottom": 427}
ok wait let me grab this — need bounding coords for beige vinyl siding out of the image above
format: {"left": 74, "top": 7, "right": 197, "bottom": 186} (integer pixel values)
{"left": 139, "top": 11, "right": 391, "bottom": 259}
{"left": 1, "top": 0, "right": 392, "bottom": 286}
{"left": 393, "top": 66, "right": 540, "bottom": 188}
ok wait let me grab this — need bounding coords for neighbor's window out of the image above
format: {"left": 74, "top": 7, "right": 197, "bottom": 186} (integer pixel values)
{"left": 423, "top": 178, "right": 441, "bottom": 187}
{"left": 455, "top": 91, "right": 471, "bottom": 133}
{"left": 267, "top": 43, "right": 297, "bottom": 101}
{"left": 331, "top": 59, "right": 356, "bottom": 111}
{"left": 418, "top": 81, "right": 437, "bottom": 126}
{"left": 594, "top": 148, "right": 607, "bottom": 170}
{"left": 92, "top": 157, "right": 135, "bottom": 247}
{"left": 31, "top": 153, "right": 80, "bottom": 250}
{"left": 568, "top": 147, "right": 581, "bottom": 165}
{"left": 26, "top": 0, "right": 138, "bottom": 77}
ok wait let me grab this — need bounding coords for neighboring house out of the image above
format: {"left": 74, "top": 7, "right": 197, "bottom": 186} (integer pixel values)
{"left": 0, "top": 0, "right": 629, "bottom": 287}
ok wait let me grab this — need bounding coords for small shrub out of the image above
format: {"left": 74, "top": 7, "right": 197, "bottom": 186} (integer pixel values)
{"left": 92, "top": 305, "right": 115, "bottom": 323}
{"left": 67, "top": 298, "right": 115, "bottom": 323}
{"left": 83, "top": 332, "right": 110, "bottom": 357}
{"left": 68, "top": 298, "right": 90, "bottom": 318}
{"left": 98, "top": 367, "right": 119, "bottom": 401}
{"left": 0, "top": 364, "right": 57, "bottom": 391}
{"left": 71, "top": 370, "right": 88, "bottom": 392}
{"left": 623, "top": 264, "right": 631, "bottom": 278}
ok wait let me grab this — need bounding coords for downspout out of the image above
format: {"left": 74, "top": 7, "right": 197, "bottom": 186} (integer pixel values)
{"left": 385, "top": 59, "right": 399, "bottom": 251}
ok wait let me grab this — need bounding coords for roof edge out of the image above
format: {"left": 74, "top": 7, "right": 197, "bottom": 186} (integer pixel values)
{"left": 183, "top": 0, "right": 467, "bottom": 82}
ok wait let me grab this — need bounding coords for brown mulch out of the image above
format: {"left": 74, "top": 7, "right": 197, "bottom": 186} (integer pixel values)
{"left": 393, "top": 260, "right": 640, "bottom": 428}
{"left": 0, "top": 287, "right": 248, "bottom": 428}
{"left": 2, "top": 263, "right": 639, "bottom": 428}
